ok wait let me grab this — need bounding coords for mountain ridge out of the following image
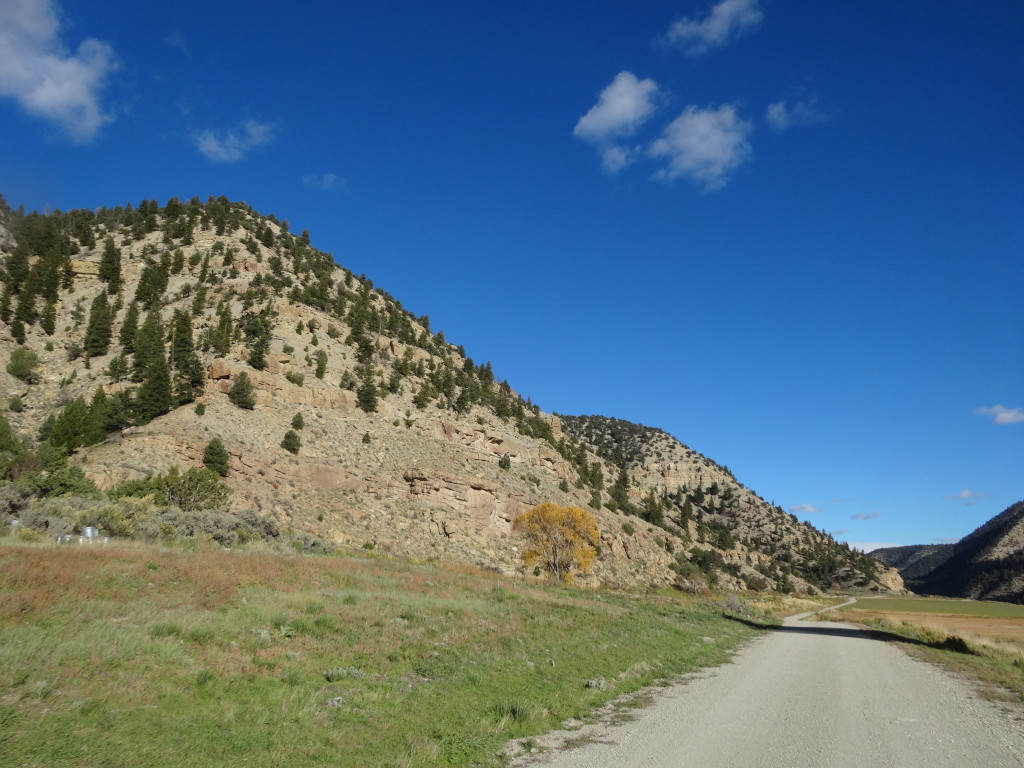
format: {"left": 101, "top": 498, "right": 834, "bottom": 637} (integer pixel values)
{"left": 874, "top": 501, "right": 1024, "bottom": 603}
{"left": 0, "top": 194, "right": 902, "bottom": 594}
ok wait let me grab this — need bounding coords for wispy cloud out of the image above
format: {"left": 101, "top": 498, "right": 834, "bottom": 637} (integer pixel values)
{"left": 648, "top": 103, "right": 753, "bottom": 190}
{"left": 0, "top": 0, "right": 118, "bottom": 142}
{"left": 851, "top": 510, "right": 881, "bottom": 521}
{"left": 789, "top": 503, "right": 822, "bottom": 516}
{"left": 663, "top": 0, "right": 763, "bottom": 57}
{"left": 164, "top": 31, "right": 189, "bottom": 55}
{"left": 945, "top": 488, "right": 985, "bottom": 507}
{"left": 848, "top": 542, "right": 899, "bottom": 553}
{"left": 573, "top": 71, "right": 659, "bottom": 172}
{"left": 974, "top": 404, "right": 1024, "bottom": 425}
{"left": 765, "top": 97, "right": 828, "bottom": 132}
{"left": 195, "top": 120, "right": 275, "bottom": 162}
{"left": 302, "top": 172, "right": 344, "bottom": 191}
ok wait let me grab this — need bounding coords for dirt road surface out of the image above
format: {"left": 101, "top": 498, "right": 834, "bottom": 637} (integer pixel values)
{"left": 513, "top": 607, "right": 1024, "bottom": 768}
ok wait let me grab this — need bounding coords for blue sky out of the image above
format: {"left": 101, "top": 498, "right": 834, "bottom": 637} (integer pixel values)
{"left": 1, "top": 0, "right": 1021, "bottom": 551}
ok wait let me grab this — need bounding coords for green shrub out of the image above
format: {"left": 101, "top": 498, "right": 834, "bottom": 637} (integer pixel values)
{"left": 6, "top": 349, "right": 40, "bottom": 384}
{"left": 110, "top": 466, "right": 230, "bottom": 512}
{"left": 8, "top": 396, "right": 22, "bottom": 413}
{"left": 281, "top": 430, "right": 301, "bottom": 455}
{"left": 285, "top": 371, "right": 304, "bottom": 387}
{"left": 291, "top": 412, "right": 304, "bottom": 430}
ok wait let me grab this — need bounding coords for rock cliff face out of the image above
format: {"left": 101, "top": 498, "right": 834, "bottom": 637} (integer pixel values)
{"left": 0, "top": 197, "right": 899, "bottom": 593}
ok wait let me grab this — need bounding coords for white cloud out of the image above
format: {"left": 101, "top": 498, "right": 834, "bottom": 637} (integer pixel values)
{"left": 851, "top": 510, "right": 881, "bottom": 521}
{"left": 945, "top": 489, "right": 985, "bottom": 507}
{"left": 195, "top": 120, "right": 275, "bottom": 162}
{"left": 302, "top": 172, "right": 344, "bottom": 191}
{"left": 573, "top": 72, "right": 659, "bottom": 169}
{"left": 789, "top": 503, "right": 822, "bottom": 516}
{"left": 765, "top": 97, "right": 828, "bottom": 132}
{"left": 648, "top": 103, "right": 753, "bottom": 190}
{"left": 664, "top": 0, "right": 763, "bottom": 56}
{"left": 974, "top": 404, "right": 1024, "bottom": 425}
{"left": 0, "top": 0, "right": 117, "bottom": 142}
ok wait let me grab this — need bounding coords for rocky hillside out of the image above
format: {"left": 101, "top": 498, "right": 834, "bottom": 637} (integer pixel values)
{"left": 879, "top": 501, "right": 1024, "bottom": 603}
{"left": 559, "top": 415, "right": 903, "bottom": 593}
{"left": 0, "top": 194, "right": 901, "bottom": 594}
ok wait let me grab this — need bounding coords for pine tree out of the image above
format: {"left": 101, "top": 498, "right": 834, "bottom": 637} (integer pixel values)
{"left": 135, "top": 352, "right": 173, "bottom": 423}
{"left": 170, "top": 310, "right": 194, "bottom": 370}
{"left": 84, "top": 291, "right": 113, "bottom": 358}
{"left": 227, "top": 372, "right": 256, "bottom": 410}
{"left": 356, "top": 372, "right": 378, "bottom": 413}
{"left": 0, "top": 283, "right": 12, "bottom": 323}
{"left": 291, "top": 412, "right": 304, "bottom": 430}
{"left": 212, "top": 304, "right": 233, "bottom": 356}
{"left": 248, "top": 332, "right": 269, "bottom": 370}
{"left": 98, "top": 237, "right": 122, "bottom": 293}
{"left": 132, "top": 310, "right": 164, "bottom": 382}
{"left": 119, "top": 302, "right": 140, "bottom": 354}
{"left": 203, "top": 438, "right": 230, "bottom": 476}
{"left": 84, "top": 386, "right": 112, "bottom": 445}
{"left": 40, "top": 299, "right": 56, "bottom": 335}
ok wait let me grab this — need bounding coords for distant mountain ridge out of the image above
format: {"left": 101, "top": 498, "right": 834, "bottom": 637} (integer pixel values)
{"left": 874, "top": 500, "right": 1024, "bottom": 604}
{"left": 871, "top": 544, "right": 955, "bottom": 582}
{"left": 0, "top": 194, "right": 902, "bottom": 594}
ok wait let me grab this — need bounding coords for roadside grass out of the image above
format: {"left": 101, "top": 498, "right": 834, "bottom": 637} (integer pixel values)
{"left": 828, "top": 596, "right": 1024, "bottom": 704}
{"left": 0, "top": 542, "right": 767, "bottom": 767}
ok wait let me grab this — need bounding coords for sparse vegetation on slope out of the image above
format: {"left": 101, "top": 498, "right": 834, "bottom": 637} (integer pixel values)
{"left": 560, "top": 414, "right": 895, "bottom": 594}
{"left": 0, "top": 195, "right": 901, "bottom": 594}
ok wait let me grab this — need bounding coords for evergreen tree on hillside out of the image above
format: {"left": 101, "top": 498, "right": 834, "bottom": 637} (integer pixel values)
{"left": 170, "top": 310, "right": 204, "bottom": 404}
{"left": 0, "top": 283, "right": 12, "bottom": 323}
{"left": 119, "top": 302, "right": 140, "bottom": 354}
{"left": 211, "top": 303, "right": 233, "bottom": 356}
{"left": 135, "top": 352, "right": 173, "bottom": 423}
{"left": 40, "top": 299, "right": 56, "bottom": 335}
{"left": 203, "top": 438, "right": 230, "bottom": 476}
{"left": 228, "top": 372, "right": 256, "bottom": 410}
{"left": 132, "top": 310, "right": 164, "bottom": 382}
{"left": 84, "top": 291, "right": 113, "bottom": 358}
{"left": 98, "top": 237, "right": 122, "bottom": 293}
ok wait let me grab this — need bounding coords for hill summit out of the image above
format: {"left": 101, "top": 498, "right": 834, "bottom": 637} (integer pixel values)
{"left": 0, "top": 194, "right": 901, "bottom": 594}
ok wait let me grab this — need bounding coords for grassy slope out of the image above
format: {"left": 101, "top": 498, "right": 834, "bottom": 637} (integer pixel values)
{"left": 0, "top": 542, "right": 766, "bottom": 767}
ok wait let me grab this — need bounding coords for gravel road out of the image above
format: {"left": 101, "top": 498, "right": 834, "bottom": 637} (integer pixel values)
{"left": 513, "top": 605, "right": 1024, "bottom": 767}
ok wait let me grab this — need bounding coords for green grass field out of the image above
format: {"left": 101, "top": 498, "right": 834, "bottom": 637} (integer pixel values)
{"left": 850, "top": 596, "right": 1024, "bottom": 617}
{"left": 0, "top": 542, "right": 770, "bottom": 767}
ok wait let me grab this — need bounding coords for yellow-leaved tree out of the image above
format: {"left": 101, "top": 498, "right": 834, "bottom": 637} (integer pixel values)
{"left": 513, "top": 502, "right": 600, "bottom": 583}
